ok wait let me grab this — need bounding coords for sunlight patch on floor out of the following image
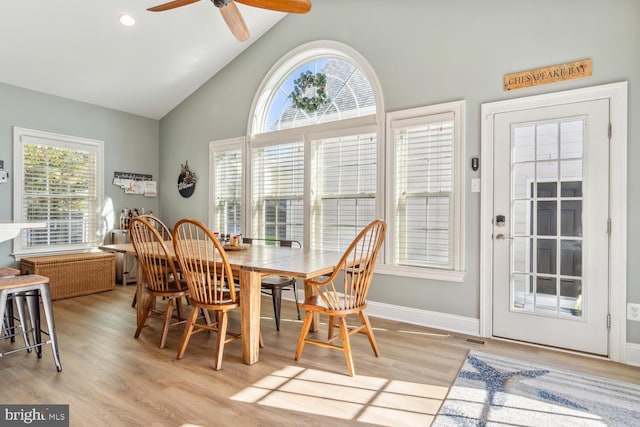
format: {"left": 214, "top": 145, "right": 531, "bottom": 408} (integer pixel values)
{"left": 231, "top": 365, "right": 448, "bottom": 426}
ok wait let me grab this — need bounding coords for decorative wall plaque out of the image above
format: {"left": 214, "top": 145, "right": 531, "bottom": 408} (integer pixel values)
{"left": 177, "top": 161, "right": 197, "bottom": 198}
{"left": 504, "top": 59, "right": 592, "bottom": 91}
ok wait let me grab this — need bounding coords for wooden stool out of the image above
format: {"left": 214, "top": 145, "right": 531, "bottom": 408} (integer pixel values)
{"left": 0, "top": 274, "right": 62, "bottom": 371}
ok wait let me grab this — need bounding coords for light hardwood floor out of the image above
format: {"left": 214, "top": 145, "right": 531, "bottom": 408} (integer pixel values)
{"left": 1, "top": 286, "right": 639, "bottom": 426}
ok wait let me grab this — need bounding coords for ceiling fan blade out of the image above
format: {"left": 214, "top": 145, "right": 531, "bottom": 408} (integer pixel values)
{"left": 235, "top": 0, "right": 311, "bottom": 14}
{"left": 147, "top": 0, "right": 201, "bottom": 12}
{"left": 219, "top": 2, "right": 250, "bottom": 42}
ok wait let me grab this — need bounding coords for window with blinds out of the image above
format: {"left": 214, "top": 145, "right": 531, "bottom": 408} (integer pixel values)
{"left": 310, "top": 132, "right": 377, "bottom": 251}
{"left": 250, "top": 142, "right": 304, "bottom": 241}
{"left": 387, "top": 102, "right": 464, "bottom": 273}
{"left": 13, "top": 127, "right": 103, "bottom": 255}
{"left": 212, "top": 147, "right": 242, "bottom": 235}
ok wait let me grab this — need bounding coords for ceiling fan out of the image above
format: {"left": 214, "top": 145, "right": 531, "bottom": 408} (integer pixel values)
{"left": 147, "top": 0, "right": 312, "bottom": 42}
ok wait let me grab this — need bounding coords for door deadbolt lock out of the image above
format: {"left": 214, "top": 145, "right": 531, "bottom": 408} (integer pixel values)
{"left": 496, "top": 215, "right": 506, "bottom": 227}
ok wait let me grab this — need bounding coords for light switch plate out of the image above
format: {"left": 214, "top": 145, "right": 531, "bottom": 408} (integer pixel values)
{"left": 471, "top": 178, "right": 481, "bottom": 193}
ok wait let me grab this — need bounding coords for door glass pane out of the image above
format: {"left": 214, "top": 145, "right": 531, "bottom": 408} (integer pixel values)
{"left": 560, "top": 279, "right": 583, "bottom": 318}
{"left": 560, "top": 120, "right": 583, "bottom": 159}
{"left": 512, "top": 273, "right": 533, "bottom": 312}
{"left": 561, "top": 201, "right": 582, "bottom": 237}
{"left": 561, "top": 240, "right": 582, "bottom": 276}
{"left": 512, "top": 237, "right": 532, "bottom": 273}
{"left": 513, "top": 126, "right": 535, "bottom": 162}
{"left": 512, "top": 163, "right": 535, "bottom": 198}
{"left": 561, "top": 159, "right": 582, "bottom": 182}
{"left": 511, "top": 200, "right": 531, "bottom": 236}
{"left": 537, "top": 161, "right": 558, "bottom": 182}
{"left": 537, "top": 201, "right": 557, "bottom": 236}
{"left": 537, "top": 182, "right": 557, "bottom": 197}
{"left": 536, "top": 123, "right": 558, "bottom": 161}
{"left": 537, "top": 239, "right": 556, "bottom": 274}
{"left": 535, "top": 276, "right": 558, "bottom": 314}
{"left": 561, "top": 181, "right": 582, "bottom": 197}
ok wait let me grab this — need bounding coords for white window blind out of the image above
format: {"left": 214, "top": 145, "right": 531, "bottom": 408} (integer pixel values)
{"left": 251, "top": 142, "right": 304, "bottom": 241}
{"left": 212, "top": 148, "right": 242, "bottom": 235}
{"left": 310, "top": 132, "right": 377, "bottom": 251}
{"left": 393, "top": 113, "right": 456, "bottom": 269}
{"left": 14, "top": 128, "right": 103, "bottom": 255}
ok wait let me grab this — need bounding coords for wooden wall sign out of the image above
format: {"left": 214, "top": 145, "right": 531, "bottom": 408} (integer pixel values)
{"left": 504, "top": 59, "right": 592, "bottom": 91}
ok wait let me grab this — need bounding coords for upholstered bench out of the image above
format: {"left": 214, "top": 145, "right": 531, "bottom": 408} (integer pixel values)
{"left": 20, "top": 252, "right": 115, "bottom": 300}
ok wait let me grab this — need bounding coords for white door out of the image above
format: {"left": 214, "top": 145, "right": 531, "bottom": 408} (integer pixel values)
{"left": 492, "top": 99, "right": 610, "bottom": 356}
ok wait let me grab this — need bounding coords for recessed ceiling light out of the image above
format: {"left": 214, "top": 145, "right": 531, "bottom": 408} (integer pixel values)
{"left": 119, "top": 14, "right": 136, "bottom": 26}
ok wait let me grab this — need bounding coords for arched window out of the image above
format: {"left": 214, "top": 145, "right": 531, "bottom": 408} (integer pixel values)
{"left": 242, "top": 41, "right": 384, "bottom": 251}
{"left": 250, "top": 41, "right": 382, "bottom": 135}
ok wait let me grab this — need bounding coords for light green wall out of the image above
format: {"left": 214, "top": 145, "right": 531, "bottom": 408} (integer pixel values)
{"left": 0, "top": 82, "right": 160, "bottom": 268}
{"left": 159, "top": 0, "right": 640, "bottom": 342}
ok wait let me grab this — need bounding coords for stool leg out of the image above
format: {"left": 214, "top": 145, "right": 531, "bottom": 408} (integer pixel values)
{"left": 0, "top": 291, "right": 8, "bottom": 338}
{"left": 13, "top": 294, "right": 33, "bottom": 353}
{"left": 271, "top": 287, "right": 282, "bottom": 331}
{"left": 4, "top": 295, "right": 16, "bottom": 342}
{"left": 38, "top": 284, "right": 62, "bottom": 372}
{"left": 25, "top": 291, "right": 42, "bottom": 357}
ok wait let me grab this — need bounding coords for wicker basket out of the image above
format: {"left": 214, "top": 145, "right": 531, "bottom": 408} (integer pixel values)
{"left": 20, "top": 252, "right": 115, "bottom": 300}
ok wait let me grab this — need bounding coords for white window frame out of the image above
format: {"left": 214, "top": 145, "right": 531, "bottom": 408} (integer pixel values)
{"left": 13, "top": 127, "right": 104, "bottom": 257}
{"left": 208, "top": 137, "right": 245, "bottom": 234}
{"left": 378, "top": 101, "right": 466, "bottom": 281}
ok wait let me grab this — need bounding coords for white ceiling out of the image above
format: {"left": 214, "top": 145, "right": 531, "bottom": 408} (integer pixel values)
{"left": 0, "top": 1, "right": 286, "bottom": 119}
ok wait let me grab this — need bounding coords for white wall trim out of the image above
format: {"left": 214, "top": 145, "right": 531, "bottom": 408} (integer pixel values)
{"left": 626, "top": 343, "right": 640, "bottom": 367}
{"left": 480, "top": 81, "right": 628, "bottom": 363}
{"left": 285, "top": 292, "right": 480, "bottom": 337}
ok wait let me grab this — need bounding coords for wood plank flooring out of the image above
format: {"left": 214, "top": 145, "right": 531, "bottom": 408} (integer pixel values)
{"left": 1, "top": 286, "right": 639, "bottom": 426}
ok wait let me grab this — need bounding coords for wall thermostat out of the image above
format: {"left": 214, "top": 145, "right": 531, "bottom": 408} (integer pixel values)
{"left": 0, "top": 160, "right": 7, "bottom": 183}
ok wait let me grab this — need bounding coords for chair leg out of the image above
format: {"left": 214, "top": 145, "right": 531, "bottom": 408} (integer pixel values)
{"left": 131, "top": 292, "right": 137, "bottom": 308}
{"left": 271, "top": 287, "right": 282, "bottom": 331}
{"left": 134, "top": 296, "right": 154, "bottom": 339}
{"left": 359, "top": 311, "right": 380, "bottom": 357}
{"left": 13, "top": 294, "right": 32, "bottom": 353}
{"left": 327, "top": 315, "right": 336, "bottom": 340}
{"left": 294, "top": 311, "right": 313, "bottom": 361}
{"left": 176, "top": 308, "right": 199, "bottom": 359}
{"left": 39, "top": 284, "right": 62, "bottom": 372}
{"left": 159, "top": 298, "right": 175, "bottom": 349}
{"left": 338, "top": 317, "right": 355, "bottom": 377}
{"left": 213, "top": 311, "right": 228, "bottom": 370}
{"left": 292, "top": 281, "right": 301, "bottom": 320}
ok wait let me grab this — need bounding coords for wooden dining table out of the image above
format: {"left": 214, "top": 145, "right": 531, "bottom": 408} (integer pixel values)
{"left": 99, "top": 240, "right": 343, "bottom": 365}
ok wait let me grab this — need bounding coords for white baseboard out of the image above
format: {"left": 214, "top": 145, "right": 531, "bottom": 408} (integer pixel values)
{"left": 365, "top": 300, "right": 480, "bottom": 337}
{"left": 287, "top": 291, "right": 480, "bottom": 337}
{"left": 626, "top": 343, "right": 640, "bottom": 367}
{"left": 287, "top": 293, "right": 640, "bottom": 366}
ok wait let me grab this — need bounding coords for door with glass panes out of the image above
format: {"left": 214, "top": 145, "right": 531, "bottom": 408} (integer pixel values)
{"left": 492, "top": 99, "right": 609, "bottom": 355}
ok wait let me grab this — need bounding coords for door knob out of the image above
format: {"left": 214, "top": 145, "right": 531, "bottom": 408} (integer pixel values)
{"left": 495, "top": 233, "right": 508, "bottom": 241}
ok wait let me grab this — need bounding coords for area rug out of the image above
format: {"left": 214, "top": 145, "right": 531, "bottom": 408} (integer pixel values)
{"left": 432, "top": 350, "right": 640, "bottom": 426}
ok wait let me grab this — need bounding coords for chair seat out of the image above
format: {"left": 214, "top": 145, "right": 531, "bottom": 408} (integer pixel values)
{"left": 145, "top": 279, "right": 189, "bottom": 297}
{"left": 260, "top": 276, "right": 295, "bottom": 288}
{"left": 299, "top": 294, "right": 367, "bottom": 315}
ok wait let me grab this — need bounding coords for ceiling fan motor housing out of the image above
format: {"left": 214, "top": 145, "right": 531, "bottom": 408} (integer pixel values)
{"left": 211, "top": 0, "right": 232, "bottom": 8}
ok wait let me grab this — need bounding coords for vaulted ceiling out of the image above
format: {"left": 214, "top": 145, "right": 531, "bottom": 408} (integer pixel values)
{"left": 0, "top": 1, "right": 286, "bottom": 119}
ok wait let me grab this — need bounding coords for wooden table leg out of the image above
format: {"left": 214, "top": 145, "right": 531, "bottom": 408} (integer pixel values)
{"left": 240, "top": 269, "right": 261, "bottom": 364}
{"left": 303, "top": 280, "right": 319, "bottom": 332}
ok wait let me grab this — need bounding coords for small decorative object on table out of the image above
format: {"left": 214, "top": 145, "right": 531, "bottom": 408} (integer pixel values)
{"left": 178, "top": 160, "right": 197, "bottom": 198}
